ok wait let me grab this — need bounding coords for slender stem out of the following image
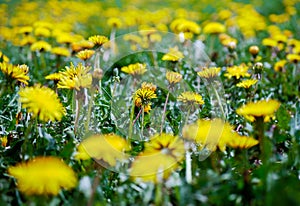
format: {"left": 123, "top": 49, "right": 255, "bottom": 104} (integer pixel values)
{"left": 211, "top": 83, "right": 225, "bottom": 119}
{"left": 132, "top": 107, "right": 143, "bottom": 126}
{"left": 141, "top": 106, "right": 144, "bottom": 140}
{"left": 128, "top": 99, "right": 136, "bottom": 140}
{"left": 84, "top": 88, "right": 95, "bottom": 133}
{"left": 160, "top": 91, "right": 170, "bottom": 134}
{"left": 185, "top": 147, "right": 192, "bottom": 184}
{"left": 87, "top": 171, "right": 100, "bottom": 206}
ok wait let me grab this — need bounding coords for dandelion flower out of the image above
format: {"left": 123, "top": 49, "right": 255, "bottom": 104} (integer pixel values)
{"left": 19, "top": 85, "right": 66, "bottom": 121}
{"left": 130, "top": 133, "right": 185, "bottom": 183}
{"left": 162, "top": 47, "right": 184, "bottom": 62}
{"left": 134, "top": 86, "right": 157, "bottom": 113}
{"left": 0, "top": 51, "right": 10, "bottom": 62}
{"left": 30, "top": 41, "right": 51, "bottom": 52}
{"left": 249, "top": 45, "right": 259, "bottom": 56}
{"left": 121, "top": 63, "right": 147, "bottom": 76}
{"left": 262, "top": 38, "right": 277, "bottom": 47}
{"left": 51, "top": 47, "right": 70, "bottom": 57}
{"left": 75, "top": 134, "right": 130, "bottom": 167}
{"left": 107, "top": 17, "right": 122, "bottom": 28}
{"left": 236, "top": 99, "right": 281, "bottom": 122}
{"left": 197, "top": 67, "right": 221, "bottom": 80}
{"left": 88, "top": 35, "right": 109, "bottom": 47}
{"left": 8, "top": 156, "right": 77, "bottom": 195}
{"left": 57, "top": 63, "right": 92, "bottom": 90}
{"left": 274, "top": 60, "right": 287, "bottom": 72}
{"left": 166, "top": 71, "right": 182, "bottom": 85}
{"left": 34, "top": 27, "right": 51, "bottom": 37}
{"left": 45, "top": 72, "right": 62, "bottom": 81}
{"left": 236, "top": 79, "right": 258, "bottom": 88}
{"left": 227, "top": 134, "right": 259, "bottom": 149}
{"left": 203, "top": 22, "right": 226, "bottom": 34}
{"left": 286, "top": 54, "right": 300, "bottom": 63}
{"left": 224, "top": 65, "right": 250, "bottom": 79}
{"left": 0, "top": 62, "right": 29, "bottom": 85}
{"left": 183, "top": 118, "right": 233, "bottom": 152}
{"left": 141, "top": 82, "right": 157, "bottom": 91}
{"left": 178, "top": 91, "right": 204, "bottom": 106}
{"left": 76, "top": 49, "right": 95, "bottom": 61}
{"left": 71, "top": 40, "right": 94, "bottom": 52}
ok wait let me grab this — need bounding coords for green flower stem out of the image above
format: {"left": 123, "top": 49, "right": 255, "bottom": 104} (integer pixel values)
{"left": 128, "top": 99, "right": 136, "bottom": 140}
{"left": 185, "top": 146, "right": 192, "bottom": 184}
{"left": 141, "top": 106, "right": 144, "bottom": 140}
{"left": 160, "top": 91, "right": 170, "bottom": 134}
{"left": 155, "top": 182, "right": 163, "bottom": 206}
{"left": 210, "top": 82, "right": 225, "bottom": 119}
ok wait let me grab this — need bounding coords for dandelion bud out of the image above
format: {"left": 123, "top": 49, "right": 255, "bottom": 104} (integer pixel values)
{"left": 254, "top": 62, "right": 263, "bottom": 70}
{"left": 249, "top": 45, "right": 259, "bottom": 56}
{"left": 92, "top": 68, "right": 103, "bottom": 80}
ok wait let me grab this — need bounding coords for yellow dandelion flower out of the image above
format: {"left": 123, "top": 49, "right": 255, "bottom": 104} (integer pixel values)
{"left": 19, "top": 85, "right": 66, "bottom": 122}
{"left": 57, "top": 63, "right": 92, "bottom": 90}
{"left": 18, "top": 26, "right": 33, "bottom": 35}
{"left": 166, "top": 71, "right": 182, "bottom": 85}
{"left": 162, "top": 47, "right": 184, "bottom": 62}
{"left": 197, "top": 67, "right": 221, "bottom": 80}
{"left": 262, "top": 38, "right": 278, "bottom": 47}
{"left": 30, "top": 41, "right": 51, "bottom": 52}
{"left": 227, "top": 134, "right": 259, "bottom": 149}
{"left": 34, "top": 27, "right": 51, "bottom": 37}
{"left": 141, "top": 82, "right": 157, "bottom": 91}
{"left": 286, "top": 53, "right": 300, "bottom": 63}
{"left": 76, "top": 49, "right": 95, "bottom": 61}
{"left": 51, "top": 47, "right": 70, "bottom": 57}
{"left": 56, "top": 33, "right": 83, "bottom": 44}
{"left": 75, "top": 134, "right": 130, "bottom": 166}
{"left": 130, "top": 133, "right": 185, "bottom": 183}
{"left": 249, "top": 45, "right": 259, "bottom": 56}
{"left": 0, "top": 51, "right": 10, "bottom": 62}
{"left": 134, "top": 87, "right": 157, "bottom": 107}
{"left": 45, "top": 72, "right": 62, "bottom": 81}
{"left": 88, "top": 35, "right": 109, "bottom": 47}
{"left": 178, "top": 91, "right": 204, "bottom": 105}
{"left": 0, "top": 136, "right": 8, "bottom": 147}
{"left": 0, "top": 62, "right": 29, "bottom": 85}
{"left": 274, "top": 60, "right": 287, "bottom": 72}
{"left": 236, "top": 79, "right": 258, "bottom": 88}
{"left": 20, "top": 36, "right": 36, "bottom": 46}
{"left": 203, "top": 22, "right": 226, "bottom": 34}
{"left": 8, "top": 156, "right": 77, "bottom": 195}
{"left": 71, "top": 40, "right": 95, "bottom": 52}
{"left": 236, "top": 99, "right": 281, "bottom": 122}
{"left": 121, "top": 63, "right": 147, "bottom": 76}
{"left": 170, "top": 18, "right": 201, "bottom": 35}
{"left": 224, "top": 65, "right": 250, "bottom": 79}
{"left": 182, "top": 118, "right": 233, "bottom": 152}
{"left": 107, "top": 17, "right": 122, "bottom": 28}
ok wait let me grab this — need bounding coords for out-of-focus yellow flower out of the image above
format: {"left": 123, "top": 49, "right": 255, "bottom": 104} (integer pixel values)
{"left": 71, "top": 40, "right": 95, "bottom": 52}
{"left": 57, "top": 63, "right": 92, "bottom": 90}
{"left": 51, "top": 47, "right": 70, "bottom": 57}
{"left": 20, "top": 36, "right": 36, "bottom": 46}
{"left": 178, "top": 91, "right": 204, "bottom": 106}
{"left": 218, "top": 10, "right": 232, "bottom": 20}
{"left": 183, "top": 118, "right": 232, "bottom": 152}
{"left": 287, "top": 53, "right": 300, "bottom": 63}
{"left": 162, "top": 47, "right": 184, "bottom": 62}
{"left": 130, "top": 133, "right": 185, "bottom": 183}
{"left": 141, "top": 82, "right": 157, "bottom": 91}
{"left": 166, "top": 71, "right": 182, "bottom": 85}
{"left": 75, "top": 134, "right": 130, "bottom": 166}
{"left": 56, "top": 33, "right": 83, "bottom": 44}
{"left": 262, "top": 38, "right": 278, "bottom": 47}
{"left": 269, "top": 13, "right": 290, "bottom": 24}
{"left": 249, "top": 46, "right": 259, "bottom": 56}
{"left": 225, "top": 65, "right": 250, "bottom": 79}
{"left": 88, "top": 35, "right": 109, "bottom": 47}
{"left": 236, "top": 79, "right": 258, "bottom": 88}
{"left": 170, "top": 18, "right": 201, "bottom": 36}
{"left": 203, "top": 22, "right": 226, "bottom": 34}
{"left": 274, "top": 60, "right": 287, "bottom": 72}
{"left": 0, "top": 136, "right": 8, "bottom": 147}
{"left": 197, "top": 67, "right": 221, "bottom": 80}
{"left": 107, "top": 17, "right": 122, "bottom": 28}
{"left": 76, "top": 49, "right": 95, "bottom": 61}
{"left": 0, "top": 51, "right": 10, "bottom": 62}
{"left": 33, "top": 21, "right": 53, "bottom": 30}
{"left": 272, "top": 34, "right": 288, "bottom": 44}
{"left": 34, "top": 27, "right": 51, "bottom": 37}
{"left": 18, "top": 26, "right": 33, "bottom": 35}
{"left": 227, "top": 134, "right": 259, "bottom": 149}
{"left": 19, "top": 85, "right": 66, "bottom": 121}
{"left": 236, "top": 99, "right": 281, "bottom": 122}
{"left": 8, "top": 156, "right": 77, "bottom": 195}
{"left": 0, "top": 62, "right": 29, "bottom": 85}
{"left": 30, "top": 41, "right": 51, "bottom": 52}
{"left": 45, "top": 72, "right": 62, "bottom": 81}
{"left": 121, "top": 63, "right": 147, "bottom": 76}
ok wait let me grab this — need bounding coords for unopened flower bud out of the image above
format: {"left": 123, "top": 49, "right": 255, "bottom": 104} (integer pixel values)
{"left": 249, "top": 46, "right": 259, "bottom": 56}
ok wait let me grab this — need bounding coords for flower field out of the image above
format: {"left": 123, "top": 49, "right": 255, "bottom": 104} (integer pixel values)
{"left": 0, "top": 0, "right": 300, "bottom": 205}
